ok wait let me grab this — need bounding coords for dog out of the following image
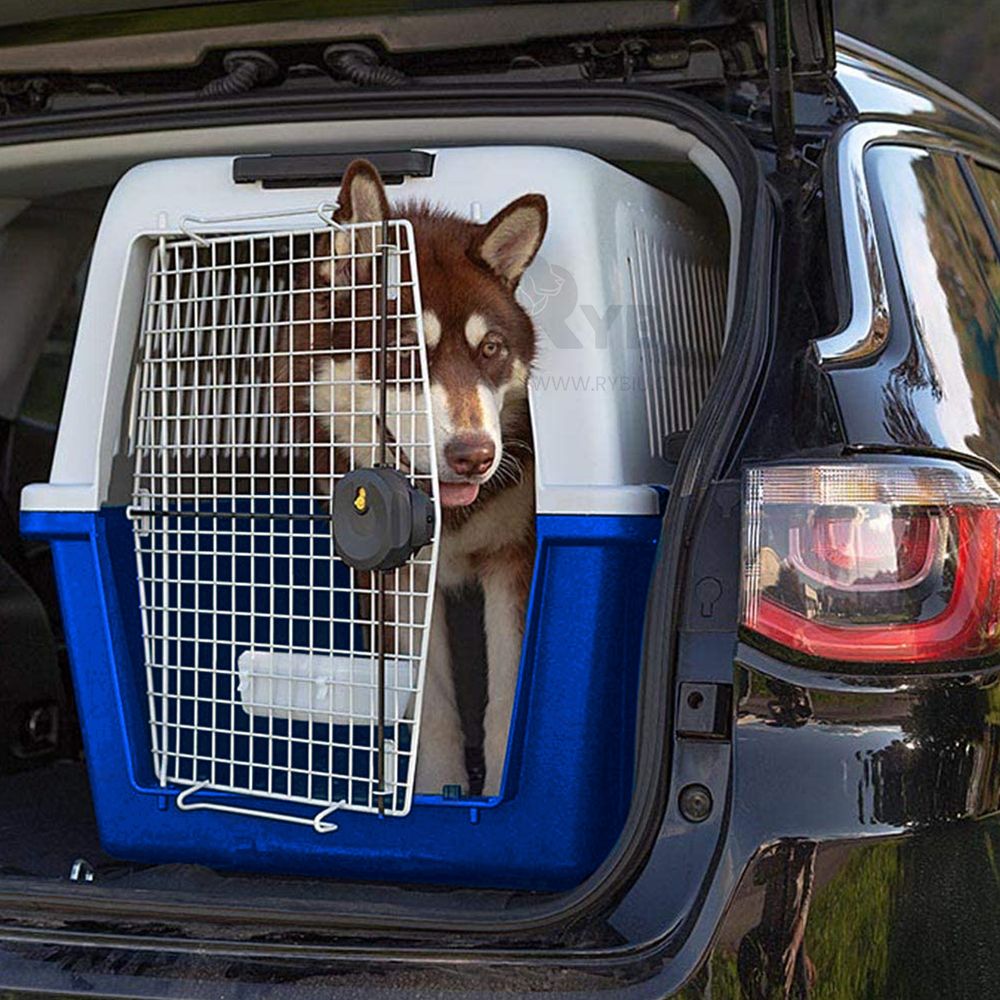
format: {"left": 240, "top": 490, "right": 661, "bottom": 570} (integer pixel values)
{"left": 278, "top": 160, "right": 546, "bottom": 798}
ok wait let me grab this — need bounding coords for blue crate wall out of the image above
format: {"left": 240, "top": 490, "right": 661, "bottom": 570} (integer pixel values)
{"left": 22, "top": 506, "right": 661, "bottom": 891}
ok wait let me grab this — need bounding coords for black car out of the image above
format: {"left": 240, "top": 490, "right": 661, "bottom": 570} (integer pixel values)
{"left": 1, "top": 2, "right": 1000, "bottom": 997}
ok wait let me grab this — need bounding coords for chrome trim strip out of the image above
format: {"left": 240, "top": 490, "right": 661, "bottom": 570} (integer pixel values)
{"left": 811, "top": 121, "right": 971, "bottom": 368}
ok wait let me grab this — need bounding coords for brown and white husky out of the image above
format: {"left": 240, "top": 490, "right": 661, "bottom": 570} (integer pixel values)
{"left": 280, "top": 160, "right": 546, "bottom": 797}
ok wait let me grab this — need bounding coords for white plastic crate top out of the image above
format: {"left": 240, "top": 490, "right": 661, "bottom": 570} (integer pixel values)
{"left": 22, "top": 145, "right": 728, "bottom": 517}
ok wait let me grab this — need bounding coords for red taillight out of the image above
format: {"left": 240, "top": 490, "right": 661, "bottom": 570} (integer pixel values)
{"left": 741, "top": 462, "right": 1000, "bottom": 665}
{"left": 788, "top": 508, "right": 939, "bottom": 592}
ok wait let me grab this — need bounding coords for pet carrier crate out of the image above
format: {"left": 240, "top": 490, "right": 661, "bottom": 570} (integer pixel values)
{"left": 22, "top": 146, "right": 728, "bottom": 890}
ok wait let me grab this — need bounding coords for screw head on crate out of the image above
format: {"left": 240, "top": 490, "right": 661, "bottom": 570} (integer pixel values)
{"left": 332, "top": 467, "right": 435, "bottom": 572}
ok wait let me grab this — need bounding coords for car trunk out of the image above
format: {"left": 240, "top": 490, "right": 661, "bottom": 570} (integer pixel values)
{"left": 0, "top": 103, "right": 748, "bottom": 911}
{"left": 0, "top": 0, "right": 816, "bottom": 932}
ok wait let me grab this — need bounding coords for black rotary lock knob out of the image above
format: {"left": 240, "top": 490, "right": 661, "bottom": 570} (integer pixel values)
{"left": 332, "top": 467, "right": 435, "bottom": 572}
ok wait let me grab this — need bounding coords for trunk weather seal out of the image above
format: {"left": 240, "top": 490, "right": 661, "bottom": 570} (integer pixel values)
{"left": 0, "top": 83, "right": 773, "bottom": 954}
{"left": 1, "top": 81, "right": 745, "bottom": 147}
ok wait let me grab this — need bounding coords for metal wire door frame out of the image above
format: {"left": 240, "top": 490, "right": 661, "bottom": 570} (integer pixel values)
{"left": 126, "top": 203, "right": 438, "bottom": 832}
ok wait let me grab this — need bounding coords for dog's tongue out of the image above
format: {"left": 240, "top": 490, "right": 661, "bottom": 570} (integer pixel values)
{"left": 438, "top": 482, "right": 480, "bottom": 507}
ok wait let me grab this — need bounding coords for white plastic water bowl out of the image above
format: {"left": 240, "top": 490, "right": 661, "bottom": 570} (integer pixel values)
{"left": 236, "top": 650, "right": 418, "bottom": 727}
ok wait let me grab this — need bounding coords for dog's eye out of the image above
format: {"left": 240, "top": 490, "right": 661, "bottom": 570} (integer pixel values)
{"left": 480, "top": 336, "right": 507, "bottom": 360}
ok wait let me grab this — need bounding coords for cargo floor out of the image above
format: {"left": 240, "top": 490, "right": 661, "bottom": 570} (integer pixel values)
{"left": 0, "top": 760, "right": 112, "bottom": 879}
{"left": 0, "top": 759, "right": 528, "bottom": 910}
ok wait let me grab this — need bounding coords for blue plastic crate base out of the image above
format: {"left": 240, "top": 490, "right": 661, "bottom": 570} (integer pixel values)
{"left": 22, "top": 507, "right": 660, "bottom": 891}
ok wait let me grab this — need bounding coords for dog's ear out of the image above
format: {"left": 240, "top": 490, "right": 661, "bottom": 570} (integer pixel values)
{"left": 470, "top": 194, "right": 548, "bottom": 289}
{"left": 334, "top": 159, "right": 390, "bottom": 227}
{"left": 327, "top": 160, "right": 391, "bottom": 280}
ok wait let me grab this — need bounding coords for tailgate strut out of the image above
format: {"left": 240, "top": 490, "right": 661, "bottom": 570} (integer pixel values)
{"left": 766, "top": 0, "right": 797, "bottom": 171}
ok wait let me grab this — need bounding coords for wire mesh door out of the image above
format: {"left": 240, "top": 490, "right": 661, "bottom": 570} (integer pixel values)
{"left": 127, "top": 208, "right": 438, "bottom": 830}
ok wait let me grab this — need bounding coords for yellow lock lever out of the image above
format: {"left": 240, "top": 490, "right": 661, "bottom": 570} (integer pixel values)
{"left": 353, "top": 486, "right": 368, "bottom": 514}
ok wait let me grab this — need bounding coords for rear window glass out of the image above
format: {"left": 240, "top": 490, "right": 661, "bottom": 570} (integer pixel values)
{"left": 867, "top": 145, "right": 1000, "bottom": 385}
{"left": 971, "top": 161, "right": 1000, "bottom": 239}
{"left": 863, "top": 145, "right": 1000, "bottom": 460}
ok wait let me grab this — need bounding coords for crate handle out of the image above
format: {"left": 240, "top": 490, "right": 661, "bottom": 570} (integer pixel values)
{"left": 178, "top": 202, "right": 346, "bottom": 246}
{"left": 174, "top": 782, "right": 343, "bottom": 833}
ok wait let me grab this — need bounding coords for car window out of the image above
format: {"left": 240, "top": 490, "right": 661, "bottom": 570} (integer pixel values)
{"left": 971, "top": 161, "right": 1000, "bottom": 241}
{"left": 865, "top": 145, "right": 1000, "bottom": 457}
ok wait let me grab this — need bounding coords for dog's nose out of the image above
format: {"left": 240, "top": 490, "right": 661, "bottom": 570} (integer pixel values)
{"left": 444, "top": 435, "right": 495, "bottom": 478}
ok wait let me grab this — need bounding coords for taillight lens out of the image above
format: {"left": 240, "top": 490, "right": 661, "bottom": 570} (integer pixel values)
{"left": 741, "top": 462, "right": 1000, "bottom": 665}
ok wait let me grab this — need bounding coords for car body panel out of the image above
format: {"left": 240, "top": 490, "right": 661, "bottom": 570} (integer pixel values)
{"left": 835, "top": 35, "right": 1000, "bottom": 137}
{"left": 828, "top": 142, "right": 1000, "bottom": 464}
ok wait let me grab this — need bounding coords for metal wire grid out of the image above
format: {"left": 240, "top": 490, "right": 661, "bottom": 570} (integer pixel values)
{"left": 127, "top": 210, "right": 437, "bottom": 830}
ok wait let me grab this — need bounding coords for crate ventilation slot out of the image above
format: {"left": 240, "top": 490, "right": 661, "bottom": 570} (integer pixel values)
{"left": 126, "top": 204, "right": 439, "bottom": 830}
{"left": 628, "top": 227, "right": 727, "bottom": 460}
